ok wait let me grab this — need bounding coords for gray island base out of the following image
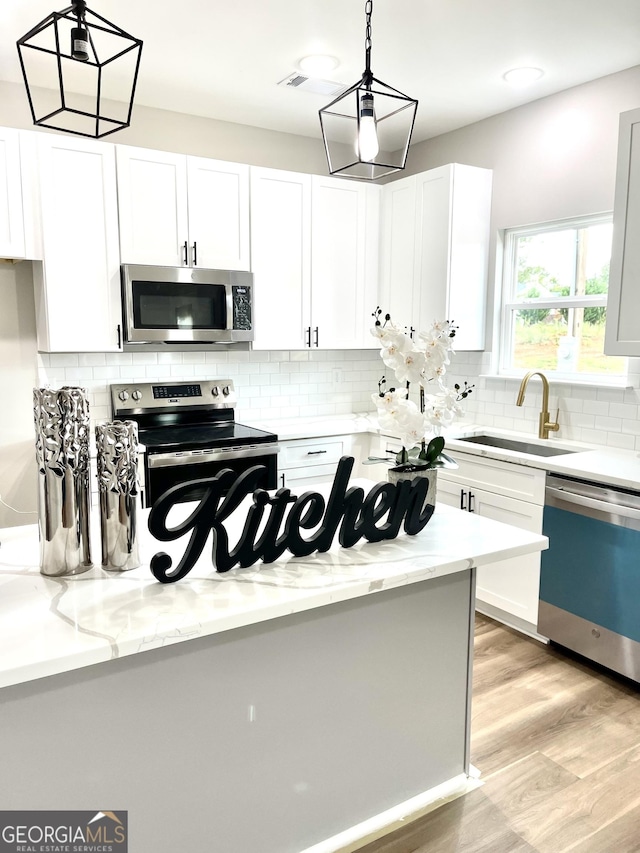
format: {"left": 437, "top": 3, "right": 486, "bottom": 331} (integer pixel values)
{"left": 0, "top": 483, "right": 547, "bottom": 853}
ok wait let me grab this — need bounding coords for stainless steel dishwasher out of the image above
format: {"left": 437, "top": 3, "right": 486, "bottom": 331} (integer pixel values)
{"left": 539, "top": 473, "right": 640, "bottom": 682}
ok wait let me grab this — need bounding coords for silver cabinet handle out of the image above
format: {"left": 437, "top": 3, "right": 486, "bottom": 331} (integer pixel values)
{"left": 305, "top": 326, "right": 311, "bottom": 347}
{"left": 314, "top": 326, "right": 319, "bottom": 347}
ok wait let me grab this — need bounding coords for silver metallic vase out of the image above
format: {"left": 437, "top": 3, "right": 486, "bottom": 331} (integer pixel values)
{"left": 33, "top": 386, "right": 92, "bottom": 576}
{"left": 96, "top": 421, "right": 141, "bottom": 572}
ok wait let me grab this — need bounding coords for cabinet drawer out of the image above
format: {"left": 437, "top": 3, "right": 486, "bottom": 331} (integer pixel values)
{"left": 440, "top": 450, "right": 545, "bottom": 504}
{"left": 281, "top": 464, "right": 338, "bottom": 491}
{"left": 279, "top": 437, "right": 346, "bottom": 470}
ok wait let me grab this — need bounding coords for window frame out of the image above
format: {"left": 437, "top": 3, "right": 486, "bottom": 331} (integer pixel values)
{"left": 498, "top": 212, "right": 625, "bottom": 383}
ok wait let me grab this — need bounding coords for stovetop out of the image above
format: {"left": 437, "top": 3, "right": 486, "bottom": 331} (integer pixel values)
{"left": 138, "top": 422, "right": 277, "bottom": 453}
{"left": 110, "top": 379, "right": 277, "bottom": 453}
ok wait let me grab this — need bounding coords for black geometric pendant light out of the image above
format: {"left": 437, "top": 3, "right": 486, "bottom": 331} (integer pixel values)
{"left": 319, "top": 0, "right": 418, "bottom": 181}
{"left": 16, "top": 0, "right": 143, "bottom": 139}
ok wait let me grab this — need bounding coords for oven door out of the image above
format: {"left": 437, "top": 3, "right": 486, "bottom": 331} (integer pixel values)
{"left": 121, "top": 264, "right": 253, "bottom": 344}
{"left": 144, "top": 444, "right": 278, "bottom": 506}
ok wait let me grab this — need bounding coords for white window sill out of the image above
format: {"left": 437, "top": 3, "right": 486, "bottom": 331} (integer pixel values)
{"left": 480, "top": 373, "right": 638, "bottom": 390}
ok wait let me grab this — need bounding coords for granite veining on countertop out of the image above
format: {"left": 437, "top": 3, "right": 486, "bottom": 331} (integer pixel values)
{"left": 0, "top": 480, "right": 547, "bottom": 690}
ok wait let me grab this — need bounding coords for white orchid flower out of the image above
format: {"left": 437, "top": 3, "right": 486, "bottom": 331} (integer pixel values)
{"left": 394, "top": 349, "right": 427, "bottom": 384}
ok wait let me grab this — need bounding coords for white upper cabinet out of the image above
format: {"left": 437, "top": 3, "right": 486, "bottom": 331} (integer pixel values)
{"left": 605, "top": 108, "right": 640, "bottom": 356}
{"left": 251, "top": 168, "right": 380, "bottom": 350}
{"left": 250, "top": 167, "right": 311, "bottom": 350}
{"left": 311, "top": 175, "right": 380, "bottom": 349}
{"left": 116, "top": 145, "right": 250, "bottom": 270}
{"left": 30, "top": 133, "right": 122, "bottom": 352}
{"left": 380, "top": 163, "right": 492, "bottom": 350}
{"left": 186, "top": 157, "right": 250, "bottom": 270}
{"left": 117, "top": 147, "right": 188, "bottom": 267}
{"left": 0, "top": 127, "right": 26, "bottom": 259}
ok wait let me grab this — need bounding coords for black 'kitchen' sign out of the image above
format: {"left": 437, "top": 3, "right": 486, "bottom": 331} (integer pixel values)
{"left": 148, "top": 456, "right": 435, "bottom": 583}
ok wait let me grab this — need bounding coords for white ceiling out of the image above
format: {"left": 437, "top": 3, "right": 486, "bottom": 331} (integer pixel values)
{"left": 2, "top": 0, "right": 640, "bottom": 144}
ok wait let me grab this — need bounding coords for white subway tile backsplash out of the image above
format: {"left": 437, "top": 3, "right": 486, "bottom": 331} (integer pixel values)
{"left": 609, "top": 402, "right": 639, "bottom": 420}
{"left": 34, "top": 347, "right": 640, "bottom": 451}
{"left": 594, "top": 415, "right": 623, "bottom": 432}
{"left": 157, "top": 352, "right": 183, "bottom": 364}
{"left": 169, "top": 363, "right": 194, "bottom": 377}
{"left": 607, "top": 432, "right": 636, "bottom": 450}
{"left": 79, "top": 353, "right": 106, "bottom": 367}
{"left": 583, "top": 400, "right": 610, "bottom": 416}
{"left": 50, "top": 353, "right": 79, "bottom": 368}
{"left": 64, "top": 367, "right": 93, "bottom": 382}
{"left": 105, "top": 352, "right": 132, "bottom": 366}
{"left": 131, "top": 352, "right": 158, "bottom": 365}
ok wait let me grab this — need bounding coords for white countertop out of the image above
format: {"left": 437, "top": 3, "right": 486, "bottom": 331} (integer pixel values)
{"left": 0, "top": 479, "right": 547, "bottom": 690}
{"left": 256, "top": 412, "right": 640, "bottom": 492}
{"left": 444, "top": 425, "right": 640, "bottom": 491}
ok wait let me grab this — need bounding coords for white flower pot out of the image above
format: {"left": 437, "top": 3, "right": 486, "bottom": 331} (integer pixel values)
{"left": 387, "top": 465, "right": 438, "bottom": 512}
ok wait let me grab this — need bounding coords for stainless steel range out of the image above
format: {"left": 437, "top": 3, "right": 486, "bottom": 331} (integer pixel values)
{"left": 110, "top": 379, "right": 278, "bottom": 507}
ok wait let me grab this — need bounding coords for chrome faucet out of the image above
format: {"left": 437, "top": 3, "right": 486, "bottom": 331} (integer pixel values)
{"left": 516, "top": 371, "right": 560, "bottom": 440}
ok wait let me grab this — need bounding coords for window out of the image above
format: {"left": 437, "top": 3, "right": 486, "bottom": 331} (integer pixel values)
{"left": 500, "top": 215, "right": 626, "bottom": 380}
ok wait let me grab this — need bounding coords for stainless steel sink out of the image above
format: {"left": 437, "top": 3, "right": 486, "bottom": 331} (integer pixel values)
{"left": 456, "top": 434, "right": 577, "bottom": 457}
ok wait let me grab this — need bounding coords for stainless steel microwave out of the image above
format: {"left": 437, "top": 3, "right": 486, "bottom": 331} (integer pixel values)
{"left": 121, "top": 264, "right": 254, "bottom": 345}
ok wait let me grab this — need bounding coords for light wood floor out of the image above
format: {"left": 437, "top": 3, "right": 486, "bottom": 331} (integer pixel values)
{"left": 358, "top": 614, "right": 640, "bottom": 853}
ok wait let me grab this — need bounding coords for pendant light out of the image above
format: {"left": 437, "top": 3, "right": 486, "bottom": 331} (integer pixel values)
{"left": 16, "top": 0, "right": 143, "bottom": 139}
{"left": 319, "top": 0, "right": 418, "bottom": 181}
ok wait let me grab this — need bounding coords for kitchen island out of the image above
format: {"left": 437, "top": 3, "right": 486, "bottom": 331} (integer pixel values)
{"left": 0, "top": 481, "right": 547, "bottom": 853}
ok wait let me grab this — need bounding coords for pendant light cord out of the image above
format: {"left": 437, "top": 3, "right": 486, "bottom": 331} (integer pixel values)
{"left": 364, "top": 0, "right": 373, "bottom": 84}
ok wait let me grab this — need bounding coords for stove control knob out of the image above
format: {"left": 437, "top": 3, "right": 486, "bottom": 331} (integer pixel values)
{"left": 118, "top": 390, "right": 130, "bottom": 402}
{"left": 222, "top": 385, "right": 230, "bottom": 396}
{"left": 212, "top": 386, "right": 219, "bottom": 397}
{"left": 131, "top": 390, "right": 142, "bottom": 402}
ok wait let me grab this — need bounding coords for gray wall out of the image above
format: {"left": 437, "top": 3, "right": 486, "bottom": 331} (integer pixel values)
{"left": 403, "top": 64, "right": 640, "bottom": 348}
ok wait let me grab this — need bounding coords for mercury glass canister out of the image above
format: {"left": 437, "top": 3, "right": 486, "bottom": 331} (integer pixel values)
{"left": 96, "top": 420, "right": 141, "bottom": 571}
{"left": 33, "top": 386, "right": 92, "bottom": 576}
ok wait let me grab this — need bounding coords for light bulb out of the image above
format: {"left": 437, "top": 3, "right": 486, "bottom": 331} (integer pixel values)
{"left": 71, "top": 25, "right": 89, "bottom": 61}
{"left": 356, "top": 92, "right": 379, "bottom": 162}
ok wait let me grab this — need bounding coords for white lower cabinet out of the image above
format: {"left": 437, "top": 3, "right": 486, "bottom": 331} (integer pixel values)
{"left": 279, "top": 435, "right": 354, "bottom": 491}
{"left": 438, "top": 450, "right": 545, "bottom": 633}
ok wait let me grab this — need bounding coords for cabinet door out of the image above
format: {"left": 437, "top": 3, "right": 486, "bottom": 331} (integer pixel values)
{"left": 34, "top": 135, "right": 121, "bottom": 352}
{"left": 250, "top": 167, "right": 311, "bottom": 350}
{"left": 186, "top": 157, "right": 250, "bottom": 271}
{"left": 471, "top": 487, "right": 543, "bottom": 627}
{"left": 0, "top": 128, "right": 25, "bottom": 259}
{"left": 311, "top": 176, "right": 379, "bottom": 349}
{"left": 438, "top": 472, "right": 543, "bottom": 627}
{"left": 116, "top": 146, "right": 188, "bottom": 266}
{"left": 605, "top": 108, "right": 640, "bottom": 355}
{"left": 379, "top": 174, "right": 418, "bottom": 327}
{"left": 414, "top": 164, "right": 491, "bottom": 350}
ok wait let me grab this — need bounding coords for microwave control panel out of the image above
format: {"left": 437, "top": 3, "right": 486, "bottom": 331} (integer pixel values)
{"left": 232, "top": 285, "right": 252, "bottom": 331}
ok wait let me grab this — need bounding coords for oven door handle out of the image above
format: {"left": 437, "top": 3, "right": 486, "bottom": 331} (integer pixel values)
{"left": 546, "top": 485, "right": 640, "bottom": 523}
{"left": 147, "top": 443, "right": 280, "bottom": 469}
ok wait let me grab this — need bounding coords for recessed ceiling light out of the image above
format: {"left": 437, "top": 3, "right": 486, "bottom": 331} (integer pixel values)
{"left": 297, "top": 55, "right": 340, "bottom": 76}
{"left": 503, "top": 67, "right": 544, "bottom": 87}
